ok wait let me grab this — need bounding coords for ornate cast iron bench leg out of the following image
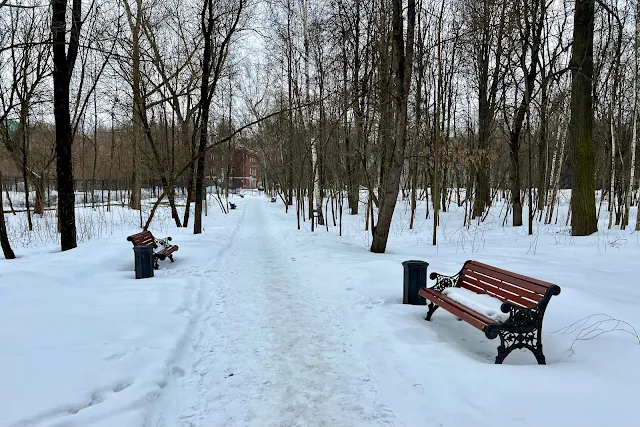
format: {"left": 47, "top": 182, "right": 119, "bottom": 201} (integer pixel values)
{"left": 493, "top": 327, "right": 546, "bottom": 365}
{"left": 486, "top": 288, "right": 559, "bottom": 365}
{"left": 425, "top": 303, "right": 439, "bottom": 321}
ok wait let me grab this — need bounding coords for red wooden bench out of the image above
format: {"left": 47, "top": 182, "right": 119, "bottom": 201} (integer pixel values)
{"left": 418, "top": 260, "right": 561, "bottom": 364}
{"left": 127, "top": 231, "right": 178, "bottom": 269}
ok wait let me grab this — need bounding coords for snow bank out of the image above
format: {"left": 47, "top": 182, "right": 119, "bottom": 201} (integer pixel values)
{"left": 1, "top": 201, "right": 244, "bottom": 427}
{"left": 4, "top": 191, "right": 640, "bottom": 427}
{"left": 260, "top": 194, "right": 640, "bottom": 427}
{"left": 442, "top": 287, "right": 509, "bottom": 322}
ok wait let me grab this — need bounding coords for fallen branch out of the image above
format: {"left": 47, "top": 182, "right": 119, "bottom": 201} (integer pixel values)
{"left": 551, "top": 313, "right": 640, "bottom": 355}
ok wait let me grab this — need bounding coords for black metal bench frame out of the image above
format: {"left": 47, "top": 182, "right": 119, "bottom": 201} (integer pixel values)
{"left": 127, "top": 231, "right": 179, "bottom": 269}
{"left": 419, "top": 260, "right": 561, "bottom": 364}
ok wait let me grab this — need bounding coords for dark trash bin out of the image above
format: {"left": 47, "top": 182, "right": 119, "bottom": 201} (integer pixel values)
{"left": 402, "top": 260, "right": 429, "bottom": 305}
{"left": 133, "top": 245, "right": 155, "bottom": 279}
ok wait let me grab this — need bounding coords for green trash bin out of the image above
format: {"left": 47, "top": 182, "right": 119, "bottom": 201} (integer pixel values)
{"left": 402, "top": 260, "right": 428, "bottom": 305}
{"left": 133, "top": 245, "right": 154, "bottom": 279}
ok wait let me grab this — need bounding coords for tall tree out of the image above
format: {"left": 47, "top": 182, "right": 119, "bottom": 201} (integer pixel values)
{"left": 123, "top": 0, "right": 143, "bottom": 212}
{"left": 194, "top": 0, "right": 244, "bottom": 234}
{"left": 505, "top": 0, "right": 545, "bottom": 227}
{"left": 370, "top": 0, "right": 416, "bottom": 253}
{"left": 52, "top": 0, "right": 82, "bottom": 251}
{"left": 569, "top": 0, "right": 597, "bottom": 236}
{"left": 632, "top": 2, "right": 640, "bottom": 231}
{"left": 470, "top": 0, "right": 508, "bottom": 218}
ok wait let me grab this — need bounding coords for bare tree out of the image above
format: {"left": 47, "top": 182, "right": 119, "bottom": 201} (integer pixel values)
{"left": 52, "top": 0, "right": 83, "bottom": 251}
{"left": 569, "top": 0, "right": 598, "bottom": 236}
{"left": 370, "top": 0, "right": 416, "bottom": 253}
{"left": 468, "top": 0, "right": 508, "bottom": 218}
{"left": 194, "top": 0, "right": 244, "bottom": 234}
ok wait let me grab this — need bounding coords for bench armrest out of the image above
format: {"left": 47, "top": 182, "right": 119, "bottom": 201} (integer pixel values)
{"left": 485, "top": 285, "right": 561, "bottom": 339}
{"left": 499, "top": 284, "right": 561, "bottom": 316}
{"left": 154, "top": 237, "right": 173, "bottom": 248}
{"left": 428, "top": 271, "right": 461, "bottom": 292}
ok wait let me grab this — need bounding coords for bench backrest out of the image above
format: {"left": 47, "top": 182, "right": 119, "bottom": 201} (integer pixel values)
{"left": 127, "top": 231, "right": 156, "bottom": 247}
{"left": 459, "top": 261, "right": 556, "bottom": 308}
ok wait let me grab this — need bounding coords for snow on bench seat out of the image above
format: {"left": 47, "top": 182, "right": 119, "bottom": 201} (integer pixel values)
{"left": 442, "top": 287, "right": 509, "bottom": 323}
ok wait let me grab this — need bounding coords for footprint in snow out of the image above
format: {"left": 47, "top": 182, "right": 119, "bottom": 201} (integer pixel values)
{"left": 113, "top": 382, "right": 131, "bottom": 393}
{"left": 172, "top": 366, "right": 185, "bottom": 377}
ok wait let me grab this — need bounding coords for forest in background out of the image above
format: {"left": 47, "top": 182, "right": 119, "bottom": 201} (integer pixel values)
{"left": 1, "top": 0, "right": 639, "bottom": 257}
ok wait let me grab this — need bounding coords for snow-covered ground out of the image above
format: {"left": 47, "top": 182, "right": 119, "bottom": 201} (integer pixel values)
{"left": 1, "top": 199, "right": 244, "bottom": 427}
{"left": 2, "top": 192, "right": 640, "bottom": 426}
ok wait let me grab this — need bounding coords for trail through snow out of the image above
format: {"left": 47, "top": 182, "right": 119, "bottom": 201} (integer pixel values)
{"left": 149, "top": 199, "right": 396, "bottom": 427}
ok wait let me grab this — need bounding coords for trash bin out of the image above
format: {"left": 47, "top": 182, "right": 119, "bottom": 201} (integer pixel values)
{"left": 133, "top": 245, "right": 154, "bottom": 279}
{"left": 402, "top": 260, "right": 429, "bottom": 305}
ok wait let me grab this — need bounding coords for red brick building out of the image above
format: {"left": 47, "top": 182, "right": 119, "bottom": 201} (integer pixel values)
{"left": 209, "top": 147, "right": 261, "bottom": 190}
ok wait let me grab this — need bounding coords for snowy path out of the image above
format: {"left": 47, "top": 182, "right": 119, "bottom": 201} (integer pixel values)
{"left": 149, "top": 199, "right": 396, "bottom": 427}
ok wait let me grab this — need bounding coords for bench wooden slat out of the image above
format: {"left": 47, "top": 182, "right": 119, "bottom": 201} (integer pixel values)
{"left": 471, "top": 260, "right": 556, "bottom": 288}
{"left": 157, "top": 246, "right": 178, "bottom": 256}
{"left": 419, "top": 288, "right": 495, "bottom": 331}
{"left": 466, "top": 261, "right": 552, "bottom": 294}
{"left": 460, "top": 273, "right": 539, "bottom": 308}
{"left": 462, "top": 267, "right": 547, "bottom": 299}
{"left": 466, "top": 263, "right": 549, "bottom": 295}
{"left": 127, "top": 231, "right": 156, "bottom": 247}
{"left": 463, "top": 269, "right": 543, "bottom": 301}
{"left": 421, "top": 288, "right": 496, "bottom": 324}
{"left": 460, "top": 277, "right": 532, "bottom": 308}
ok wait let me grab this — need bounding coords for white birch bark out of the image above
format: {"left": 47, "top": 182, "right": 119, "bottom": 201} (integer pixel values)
{"left": 608, "top": 115, "right": 616, "bottom": 229}
{"left": 634, "top": 3, "right": 640, "bottom": 231}
{"left": 311, "top": 139, "right": 322, "bottom": 217}
{"left": 546, "top": 114, "right": 568, "bottom": 225}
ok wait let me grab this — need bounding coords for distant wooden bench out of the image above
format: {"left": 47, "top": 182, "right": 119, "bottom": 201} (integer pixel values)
{"left": 127, "top": 230, "right": 178, "bottom": 269}
{"left": 419, "top": 260, "right": 561, "bottom": 364}
{"left": 270, "top": 197, "right": 277, "bottom": 203}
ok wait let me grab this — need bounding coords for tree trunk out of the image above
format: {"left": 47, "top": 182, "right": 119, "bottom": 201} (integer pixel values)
{"left": 545, "top": 115, "right": 568, "bottom": 224}
{"left": 370, "top": 0, "right": 416, "bottom": 253}
{"left": 608, "top": 117, "right": 616, "bottom": 230}
{"left": 538, "top": 78, "right": 549, "bottom": 211}
{"left": 183, "top": 124, "right": 196, "bottom": 227}
{"left": 433, "top": 0, "right": 445, "bottom": 245}
{"left": 569, "top": 0, "right": 598, "bottom": 236}
{"left": 20, "top": 117, "right": 33, "bottom": 231}
{"left": 52, "top": 0, "right": 80, "bottom": 251}
{"left": 126, "top": 0, "right": 143, "bottom": 212}
{"left": 510, "top": 150, "right": 523, "bottom": 227}
{"left": 0, "top": 170, "right": 16, "bottom": 259}
{"left": 624, "top": 4, "right": 639, "bottom": 229}
{"left": 474, "top": 87, "right": 491, "bottom": 218}
{"left": 194, "top": 2, "right": 213, "bottom": 235}
{"left": 33, "top": 177, "right": 44, "bottom": 216}
{"left": 193, "top": 0, "right": 241, "bottom": 232}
